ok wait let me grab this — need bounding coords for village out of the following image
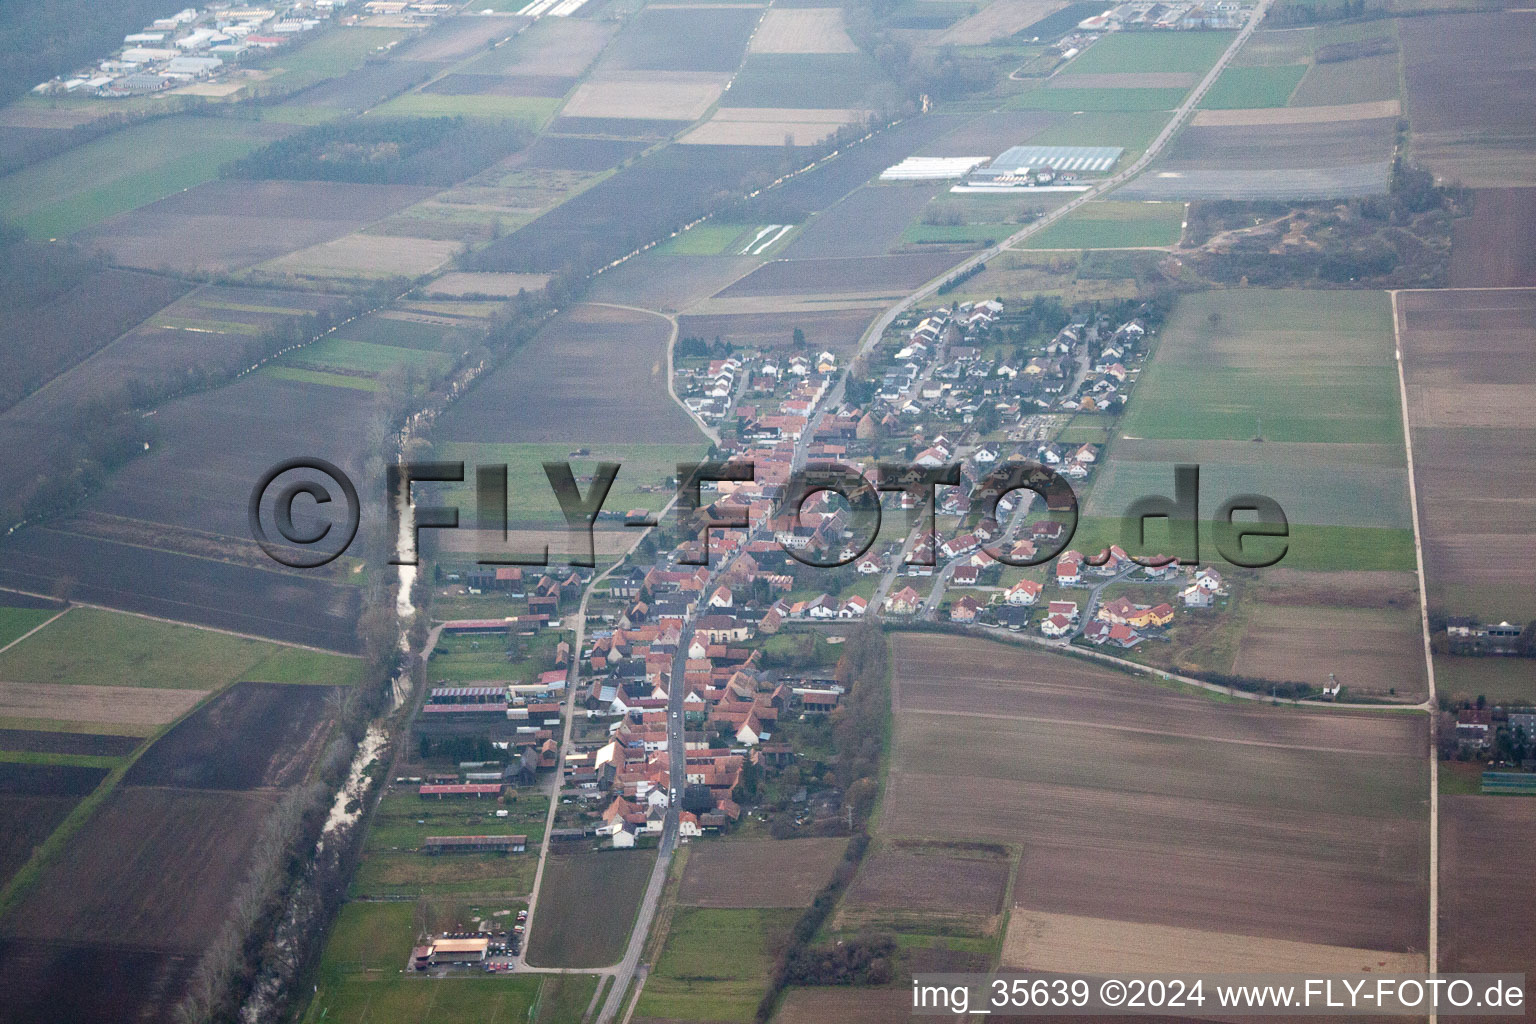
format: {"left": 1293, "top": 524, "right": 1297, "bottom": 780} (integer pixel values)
{"left": 26, "top": 0, "right": 453, "bottom": 99}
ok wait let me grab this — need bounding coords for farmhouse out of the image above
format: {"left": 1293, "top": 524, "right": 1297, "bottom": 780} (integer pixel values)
{"left": 413, "top": 936, "right": 490, "bottom": 968}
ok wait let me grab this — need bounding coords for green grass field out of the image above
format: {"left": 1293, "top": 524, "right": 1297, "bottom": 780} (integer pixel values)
{"left": 1011, "top": 86, "right": 1189, "bottom": 112}
{"left": 254, "top": 27, "right": 408, "bottom": 94}
{"left": 525, "top": 852, "right": 657, "bottom": 968}
{"left": 534, "top": 975, "right": 601, "bottom": 1023}
{"left": 1022, "top": 200, "right": 1187, "bottom": 249}
{"left": 1199, "top": 64, "right": 1308, "bottom": 108}
{"left": 1120, "top": 290, "right": 1400, "bottom": 444}
{"left": 0, "top": 117, "right": 273, "bottom": 238}
{"left": 657, "top": 223, "right": 795, "bottom": 256}
{"left": 281, "top": 337, "right": 450, "bottom": 377}
{"left": 371, "top": 92, "right": 561, "bottom": 125}
{"left": 261, "top": 366, "right": 385, "bottom": 391}
{"left": 1434, "top": 655, "right": 1536, "bottom": 704}
{"left": 303, "top": 902, "right": 543, "bottom": 1023}
{"left": 1063, "top": 31, "right": 1236, "bottom": 75}
{"left": 0, "top": 607, "right": 362, "bottom": 689}
{"left": 0, "top": 607, "right": 58, "bottom": 651}
{"left": 902, "top": 222, "right": 1014, "bottom": 244}
{"left": 1069, "top": 515, "right": 1414, "bottom": 572}
{"left": 635, "top": 908, "right": 798, "bottom": 1022}
{"left": 365, "top": 790, "right": 549, "bottom": 852}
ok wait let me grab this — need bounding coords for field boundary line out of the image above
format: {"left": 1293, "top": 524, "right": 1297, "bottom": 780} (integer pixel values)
{"left": 1389, "top": 288, "right": 1439, "bottom": 998}
{"left": 0, "top": 585, "right": 360, "bottom": 657}
{"left": 0, "top": 606, "right": 69, "bottom": 655}
{"left": 903, "top": 706, "right": 1425, "bottom": 757}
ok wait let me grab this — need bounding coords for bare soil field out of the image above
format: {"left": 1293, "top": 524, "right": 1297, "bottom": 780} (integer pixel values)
{"left": 393, "top": 14, "right": 524, "bottom": 62}
{"left": 563, "top": 72, "right": 731, "bottom": 121}
{"left": 1003, "top": 909, "right": 1425, "bottom": 975}
{"left": 0, "top": 681, "right": 208, "bottom": 728}
{"left": 1449, "top": 188, "right": 1536, "bottom": 288}
{"left": 586, "top": 252, "right": 760, "bottom": 312}
{"left": 750, "top": 8, "right": 858, "bottom": 52}
{"left": 0, "top": 729, "right": 140, "bottom": 757}
{"left": 677, "top": 307, "right": 878, "bottom": 353}
{"left": 1231, "top": 603, "right": 1426, "bottom": 696}
{"left": 0, "top": 941, "right": 198, "bottom": 1024}
{"left": 1289, "top": 52, "right": 1399, "bottom": 107}
{"left": 125, "top": 681, "right": 337, "bottom": 790}
{"left": 1, "top": 786, "right": 280, "bottom": 949}
{"left": 1189, "top": 98, "right": 1399, "bottom": 127}
{"left": 77, "top": 180, "right": 437, "bottom": 274}
{"left": 1439, "top": 795, "right": 1536, "bottom": 1008}
{"left": 716, "top": 252, "right": 967, "bottom": 296}
{"left": 882, "top": 634, "right": 1429, "bottom": 956}
{"left": 678, "top": 837, "right": 848, "bottom": 907}
{"left": 1157, "top": 118, "right": 1395, "bottom": 169}
{"left": 939, "top": 0, "right": 1065, "bottom": 44}
{"left": 782, "top": 182, "right": 945, "bottom": 259}
{"left": 682, "top": 107, "right": 867, "bottom": 147}
{"left": 1397, "top": 288, "right": 1536, "bottom": 614}
{"left": 773, "top": 987, "right": 918, "bottom": 1024}
{"left": 518, "top": 135, "right": 648, "bottom": 171}
{"left": 0, "top": 266, "right": 190, "bottom": 414}
{"left": 260, "top": 232, "right": 458, "bottom": 279}
{"left": 435, "top": 303, "right": 705, "bottom": 444}
{"left": 1401, "top": 12, "right": 1536, "bottom": 186}
{"left": 916, "top": 109, "right": 1058, "bottom": 156}
{"left": 465, "top": 18, "right": 616, "bottom": 77}
{"left": 0, "top": 795, "right": 92, "bottom": 891}
{"left": 600, "top": 6, "right": 761, "bottom": 73}
{"left": 424, "top": 71, "right": 575, "bottom": 97}
{"left": 285, "top": 59, "right": 446, "bottom": 114}
{"left": 426, "top": 271, "right": 552, "bottom": 297}
{"left": 841, "top": 841, "right": 1010, "bottom": 933}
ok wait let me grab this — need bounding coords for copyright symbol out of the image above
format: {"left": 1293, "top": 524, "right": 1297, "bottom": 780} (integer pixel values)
{"left": 249, "top": 457, "right": 360, "bottom": 569}
{"left": 1100, "top": 980, "right": 1126, "bottom": 1007}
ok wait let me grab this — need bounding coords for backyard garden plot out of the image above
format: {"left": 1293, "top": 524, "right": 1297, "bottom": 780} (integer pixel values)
{"left": 1018, "top": 199, "right": 1185, "bottom": 249}
{"left": 749, "top": 7, "right": 858, "bottom": 52}
{"left": 76, "top": 179, "right": 437, "bottom": 274}
{"left": 882, "top": 634, "right": 1429, "bottom": 963}
{"left": 677, "top": 837, "right": 849, "bottom": 907}
{"left": 562, "top": 71, "right": 731, "bottom": 121}
{"left": 599, "top": 6, "right": 762, "bottom": 73}
{"left": 0, "top": 116, "right": 293, "bottom": 240}
{"left": 525, "top": 851, "right": 657, "bottom": 968}
{"left": 635, "top": 908, "right": 798, "bottom": 1023}
{"left": 1396, "top": 287, "right": 1536, "bottom": 639}
{"left": 1401, "top": 11, "right": 1536, "bottom": 187}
